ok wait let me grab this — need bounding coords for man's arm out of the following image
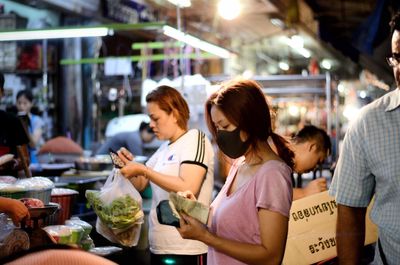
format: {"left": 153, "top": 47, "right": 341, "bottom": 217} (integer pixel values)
{"left": 336, "top": 204, "right": 367, "bottom": 265}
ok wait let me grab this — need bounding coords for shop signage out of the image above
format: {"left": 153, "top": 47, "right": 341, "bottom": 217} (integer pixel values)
{"left": 283, "top": 191, "right": 378, "bottom": 265}
{"left": 104, "top": 0, "right": 155, "bottom": 24}
{"left": 42, "top": 0, "right": 100, "bottom": 15}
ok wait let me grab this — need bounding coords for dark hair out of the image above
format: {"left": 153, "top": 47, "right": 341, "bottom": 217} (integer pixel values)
{"left": 146, "top": 85, "right": 190, "bottom": 130}
{"left": 390, "top": 11, "right": 400, "bottom": 35}
{"left": 16, "top": 89, "right": 34, "bottom": 102}
{"left": 292, "top": 125, "right": 332, "bottom": 155}
{"left": 205, "top": 79, "right": 294, "bottom": 169}
{"left": 139, "top": 121, "right": 152, "bottom": 133}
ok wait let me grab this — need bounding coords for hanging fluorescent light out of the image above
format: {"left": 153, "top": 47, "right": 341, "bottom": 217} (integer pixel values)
{"left": 218, "top": 0, "right": 241, "bottom": 20}
{"left": 0, "top": 27, "right": 109, "bottom": 41}
{"left": 163, "top": 25, "right": 231, "bottom": 59}
{"left": 167, "top": 0, "right": 191, "bottom": 8}
{"left": 282, "top": 36, "right": 311, "bottom": 58}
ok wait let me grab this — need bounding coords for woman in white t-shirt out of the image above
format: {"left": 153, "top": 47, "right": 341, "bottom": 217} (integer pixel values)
{"left": 117, "top": 85, "right": 214, "bottom": 265}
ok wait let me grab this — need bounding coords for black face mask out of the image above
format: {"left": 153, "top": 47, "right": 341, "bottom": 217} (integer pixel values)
{"left": 216, "top": 128, "right": 250, "bottom": 159}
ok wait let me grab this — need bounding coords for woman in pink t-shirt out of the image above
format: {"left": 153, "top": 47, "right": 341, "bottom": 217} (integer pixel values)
{"left": 177, "top": 79, "right": 295, "bottom": 265}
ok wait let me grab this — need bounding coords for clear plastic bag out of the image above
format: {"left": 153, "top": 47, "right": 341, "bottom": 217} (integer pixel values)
{"left": 0, "top": 213, "right": 15, "bottom": 242}
{"left": 86, "top": 169, "right": 144, "bottom": 247}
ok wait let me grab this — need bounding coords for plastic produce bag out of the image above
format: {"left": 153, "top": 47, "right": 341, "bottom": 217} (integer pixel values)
{"left": 0, "top": 213, "right": 15, "bottom": 242}
{"left": 86, "top": 169, "right": 144, "bottom": 247}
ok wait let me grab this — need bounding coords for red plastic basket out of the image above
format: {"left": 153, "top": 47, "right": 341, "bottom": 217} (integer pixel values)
{"left": 48, "top": 193, "right": 77, "bottom": 225}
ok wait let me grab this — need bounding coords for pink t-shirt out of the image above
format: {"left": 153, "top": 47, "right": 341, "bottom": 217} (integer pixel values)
{"left": 208, "top": 158, "right": 293, "bottom": 265}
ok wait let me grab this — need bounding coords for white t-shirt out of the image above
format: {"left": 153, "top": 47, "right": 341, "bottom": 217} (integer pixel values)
{"left": 146, "top": 129, "right": 214, "bottom": 255}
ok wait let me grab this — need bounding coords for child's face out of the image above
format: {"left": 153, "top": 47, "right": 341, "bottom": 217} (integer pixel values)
{"left": 17, "top": 95, "right": 32, "bottom": 113}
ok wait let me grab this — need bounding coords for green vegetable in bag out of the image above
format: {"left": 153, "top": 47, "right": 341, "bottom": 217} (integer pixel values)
{"left": 86, "top": 190, "right": 143, "bottom": 230}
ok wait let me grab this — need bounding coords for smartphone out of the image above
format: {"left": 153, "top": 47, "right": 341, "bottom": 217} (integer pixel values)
{"left": 108, "top": 148, "right": 125, "bottom": 168}
{"left": 156, "top": 200, "right": 180, "bottom": 228}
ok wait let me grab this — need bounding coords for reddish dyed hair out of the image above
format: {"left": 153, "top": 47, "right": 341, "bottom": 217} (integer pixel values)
{"left": 146, "top": 85, "right": 190, "bottom": 130}
{"left": 205, "top": 79, "right": 294, "bottom": 169}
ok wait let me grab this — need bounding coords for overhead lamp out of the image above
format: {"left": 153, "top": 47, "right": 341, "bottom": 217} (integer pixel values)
{"left": 321, "top": 59, "right": 332, "bottom": 70}
{"left": 282, "top": 36, "right": 311, "bottom": 58}
{"left": 0, "top": 27, "right": 109, "bottom": 41}
{"left": 163, "top": 25, "right": 231, "bottom": 59}
{"left": 278, "top": 61, "right": 289, "bottom": 71}
{"left": 167, "top": 0, "right": 191, "bottom": 8}
{"left": 359, "top": 90, "right": 367, "bottom": 99}
{"left": 337, "top": 83, "right": 345, "bottom": 93}
{"left": 218, "top": 0, "right": 241, "bottom": 20}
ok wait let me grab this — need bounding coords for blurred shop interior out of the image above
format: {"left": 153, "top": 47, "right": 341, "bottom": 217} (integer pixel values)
{"left": 0, "top": 0, "right": 399, "bottom": 179}
{"left": 1, "top": 0, "right": 400, "bottom": 263}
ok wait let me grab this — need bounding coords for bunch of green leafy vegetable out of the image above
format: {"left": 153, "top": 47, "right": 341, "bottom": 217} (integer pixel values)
{"left": 86, "top": 190, "right": 143, "bottom": 230}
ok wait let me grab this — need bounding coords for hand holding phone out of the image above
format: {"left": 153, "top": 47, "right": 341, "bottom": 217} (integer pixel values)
{"left": 109, "top": 148, "right": 126, "bottom": 168}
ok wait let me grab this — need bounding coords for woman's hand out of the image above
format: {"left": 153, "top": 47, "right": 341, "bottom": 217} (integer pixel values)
{"left": 117, "top": 147, "right": 144, "bottom": 179}
{"left": 120, "top": 161, "right": 147, "bottom": 179}
{"left": 177, "top": 212, "right": 208, "bottom": 242}
{"left": 117, "top": 147, "right": 149, "bottom": 191}
{"left": 177, "top": 190, "right": 196, "bottom": 200}
{"left": 117, "top": 147, "right": 134, "bottom": 164}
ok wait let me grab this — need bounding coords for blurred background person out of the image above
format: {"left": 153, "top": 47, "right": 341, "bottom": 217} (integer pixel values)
{"left": 96, "top": 121, "right": 156, "bottom": 156}
{"left": 16, "top": 89, "right": 44, "bottom": 164}
{"left": 117, "top": 85, "right": 214, "bottom": 265}
{"left": 290, "top": 125, "right": 332, "bottom": 200}
{"left": 0, "top": 73, "right": 30, "bottom": 177}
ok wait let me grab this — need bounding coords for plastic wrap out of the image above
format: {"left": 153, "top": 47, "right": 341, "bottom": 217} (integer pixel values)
{"left": 86, "top": 169, "right": 144, "bottom": 247}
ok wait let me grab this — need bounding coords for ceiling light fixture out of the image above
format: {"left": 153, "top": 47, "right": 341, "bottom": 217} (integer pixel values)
{"left": 167, "top": 0, "right": 191, "bottom": 8}
{"left": 0, "top": 22, "right": 165, "bottom": 42}
{"left": 0, "top": 27, "right": 109, "bottom": 41}
{"left": 218, "top": 0, "right": 241, "bottom": 20}
{"left": 321, "top": 59, "right": 332, "bottom": 70}
{"left": 278, "top": 61, "right": 289, "bottom": 71}
{"left": 282, "top": 36, "right": 311, "bottom": 58}
{"left": 163, "top": 25, "right": 231, "bottom": 59}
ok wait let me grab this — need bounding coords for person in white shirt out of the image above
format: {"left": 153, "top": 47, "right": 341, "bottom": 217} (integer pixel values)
{"left": 117, "top": 85, "right": 214, "bottom": 265}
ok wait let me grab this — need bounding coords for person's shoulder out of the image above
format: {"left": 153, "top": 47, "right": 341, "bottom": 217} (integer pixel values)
{"left": 186, "top": 129, "right": 213, "bottom": 146}
{"left": 0, "top": 110, "right": 21, "bottom": 125}
{"left": 351, "top": 90, "right": 398, "bottom": 129}
{"left": 259, "top": 160, "right": 292, "bottom": 178}
{"left": 115, "top": 131, "right": 137, "bottom": 137}
{"left": 361, "top": 89, "right": 399, "bottom": 113}
{"left": 187, "top": 128, "right": 211, "bottom": 138}
{"left": 253, "top": 160, "right": 292, "bottom": 188}
{"left": 0, "top": 109, "right": 16, "bottom": 119}
{"left": 183, "top": 129, "right": 205, "bottom": 140}
{"left": 186, "top": 128, "right": 201, "bottom": 136}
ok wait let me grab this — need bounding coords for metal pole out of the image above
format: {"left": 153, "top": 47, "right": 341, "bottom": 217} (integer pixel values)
{"left": 42, "top": 40, "right": 48, "bottom": 94}
{"left": 326, "top": 72, "right": 331, "bottom": 135}
{"left": 335, "top": 81, "right": 340, "bottom": 161}
{"left": 176, "top": 5, "right": 185, "bottom": 90}
{"left": 325, "top": 72, "right": 332, "bottom": 162}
